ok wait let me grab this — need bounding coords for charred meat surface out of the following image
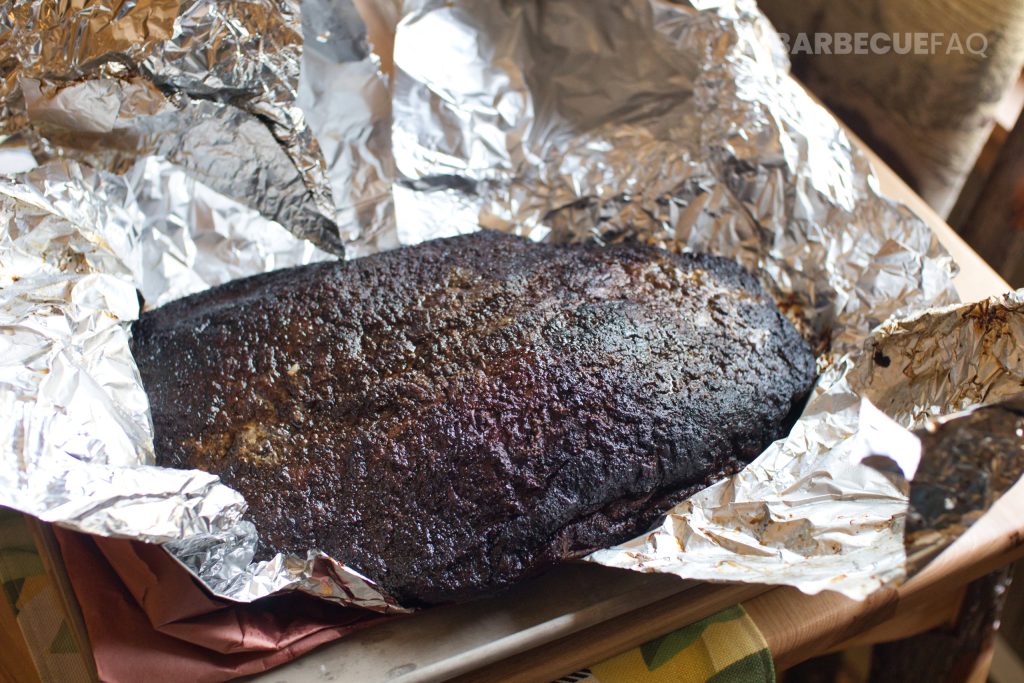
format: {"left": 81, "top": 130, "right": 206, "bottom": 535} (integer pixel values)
{"left": 132, "top": 231, "right": 816, "bottom": 605}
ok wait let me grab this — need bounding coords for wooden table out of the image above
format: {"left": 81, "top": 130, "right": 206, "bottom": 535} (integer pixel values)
{"left": 254, "top": 135, "right": 1018, "bottom": 682}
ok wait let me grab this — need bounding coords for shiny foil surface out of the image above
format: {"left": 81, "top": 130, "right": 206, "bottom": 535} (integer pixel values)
{"left": 590, "top": 292, "right": 1024, "bottom": 598}
{"left": 1, "top": 0, "right": 345, "bottom": 253}
{"left": 389, "top": 0, "right": 958, "bottom": 354}
{"left": 0, "top": 0, "right": 1019, "bottom": 611}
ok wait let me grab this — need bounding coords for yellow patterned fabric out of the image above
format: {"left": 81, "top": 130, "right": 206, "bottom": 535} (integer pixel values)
{"left": 0, "top": 508, "right": 93, "bottom": 683}
{"left": 559, "top": 605, "right": 774, "bottom": 683}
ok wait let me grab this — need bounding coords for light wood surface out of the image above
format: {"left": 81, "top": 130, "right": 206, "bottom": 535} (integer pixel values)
{"left": 956, "top": 113, "right": 1024, "bottom": 288}
{"left": 0, "top": 587, "right": 41, "bottom": 683}
{"left": 252, "top": 565, "right": 707, "bottom": 683}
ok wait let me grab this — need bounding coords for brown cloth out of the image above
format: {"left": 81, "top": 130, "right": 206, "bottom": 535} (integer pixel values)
{"left": 53, "top": 529, "right": 389, "bottom": 682}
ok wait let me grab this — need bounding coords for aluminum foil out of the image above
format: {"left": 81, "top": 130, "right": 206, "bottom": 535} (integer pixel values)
{"left": 1, "top": 0, "right": 345, "bottom": 254}
{"left": 298, "top": 0, "right": 397, "bottom": 257}
{"left": 903, "top": 396, "right": 1024, "bottom": 575}
{"left": 0, "top": 156, "right": 403, "bottom": 613}
{"left": 129, "top": 156, "right": 333, "bottom": 309}
{"left": 389, "top": 0, "right": 958, "bottom": 354}
{"left": 1, "top": 0, "right": 1022, "bottom": 614}
{"left": 590, "top": 292, "right": 1024, "bottom": 598}
{"left": 0, "top": 160, "right": 247, "bottom": 541}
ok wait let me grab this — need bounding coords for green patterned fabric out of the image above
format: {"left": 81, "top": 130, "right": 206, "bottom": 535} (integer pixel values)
{"left": 558, "top": 604, "right": 774, "bottom": 683}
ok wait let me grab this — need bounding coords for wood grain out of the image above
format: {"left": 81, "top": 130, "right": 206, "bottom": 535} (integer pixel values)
{"left": 954, "top": 112, "right": 1024, "bottom": 287}
{"left": 830, "top": 587, "right": 963, "bottom": 650}
{"left": 759, "top": 0, "right": 1024, "bottom": 216}
{"left": 23, "top": 521, "right": 98, "bottom": 683}
{"left": 0, "top": 583, "right": 41, "bottom": 683}
{"left": 743, "top": 587, "right": 899, "bottom": 671}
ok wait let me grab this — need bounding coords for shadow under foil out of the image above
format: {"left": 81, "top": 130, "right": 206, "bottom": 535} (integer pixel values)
{"left": 904, "top": 397, "right": 1024, "bottom": 576}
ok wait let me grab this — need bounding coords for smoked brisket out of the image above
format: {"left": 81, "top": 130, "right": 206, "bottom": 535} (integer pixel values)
{"left": 132, "top": 231, "right": 816, "bottom": 605}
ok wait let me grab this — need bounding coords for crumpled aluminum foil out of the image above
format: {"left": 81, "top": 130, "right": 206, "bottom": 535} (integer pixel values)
{"left": 0, "top": 161, "right": 246, "bottom": 541}
{"left": 298, "top": 0, "right": 397, "bottom": 257}
{"left": 129, "top": 156, "right": 333, "bottom": 309}
{"left": 0, "top": 156, "right": 405, "bottom": 613}
{"left": 1, "top": 0, "right": 345, "bottom": 254}
{"left": 1, "top": 0, "right": 1020, "bottom": 613}
{"left": 389, "top": 0, "right": 957, "bottom": 354}
{"left": 590, "top": 292, "right": 1024, "bottom": 598}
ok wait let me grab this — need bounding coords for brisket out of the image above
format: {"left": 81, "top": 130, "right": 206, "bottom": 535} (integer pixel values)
{"left": 131, "top": 231, "right": 816, "bottom": 605}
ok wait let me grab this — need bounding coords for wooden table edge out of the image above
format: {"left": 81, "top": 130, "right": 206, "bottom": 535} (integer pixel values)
{"left": 446, "top": 582, "right": 770, "bottom": 683}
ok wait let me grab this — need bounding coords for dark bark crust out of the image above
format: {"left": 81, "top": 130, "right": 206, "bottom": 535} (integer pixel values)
{"left": 132, "top": 232, "right": 815, "bottom": 605}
